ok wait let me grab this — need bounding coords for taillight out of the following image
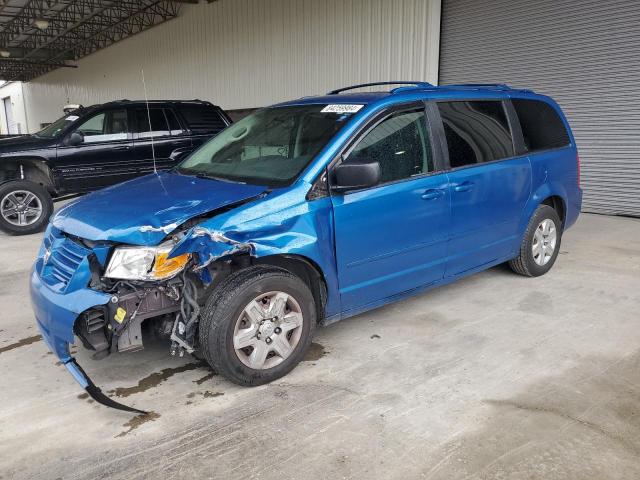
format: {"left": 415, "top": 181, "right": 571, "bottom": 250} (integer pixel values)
{"left": 576, "top": 153, "right": 581, "bottom": 188}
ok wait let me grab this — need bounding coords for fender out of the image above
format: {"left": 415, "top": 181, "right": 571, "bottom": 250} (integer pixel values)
{"left": 169, "top": 186, "right": 342, "bottom": 319}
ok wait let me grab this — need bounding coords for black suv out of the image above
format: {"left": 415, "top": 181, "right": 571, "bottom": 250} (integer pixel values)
{"left": 0, "top": 100, "right": 231, "bottom": 235}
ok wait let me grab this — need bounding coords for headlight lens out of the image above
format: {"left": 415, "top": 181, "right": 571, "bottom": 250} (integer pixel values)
{"left": 104, "top": 243, "right": 190, "bottom": 281}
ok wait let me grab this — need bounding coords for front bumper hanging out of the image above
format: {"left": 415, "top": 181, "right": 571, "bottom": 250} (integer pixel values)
{"left": 31, "top": 267, "right": 147, "bottom": 414}
{"left": 65, "top": 358, "right": 147, "bottom": 414}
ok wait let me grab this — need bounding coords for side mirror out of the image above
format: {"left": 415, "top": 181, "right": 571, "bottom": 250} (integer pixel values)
{"left": 331, "top": 159, "right": 381, "bottom": 193}
{"left": 66, "top": 131, "right": 84, "bottom": 146}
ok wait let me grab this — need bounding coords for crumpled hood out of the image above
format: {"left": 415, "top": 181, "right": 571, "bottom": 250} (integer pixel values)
{"left": 52, "top": 172, "right": 268, "bottom": 245}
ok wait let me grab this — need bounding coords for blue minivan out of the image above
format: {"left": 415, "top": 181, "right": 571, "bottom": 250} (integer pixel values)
{"left": 30, "top": 82, "right": 581, "bottom": 411}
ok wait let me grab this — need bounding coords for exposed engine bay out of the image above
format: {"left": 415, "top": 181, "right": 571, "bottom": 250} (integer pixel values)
{"left": 74, "top": 232, "right": 219, "bottom": 360}
{"left": 74, "top": 263, "right": 210, "bottom": 361}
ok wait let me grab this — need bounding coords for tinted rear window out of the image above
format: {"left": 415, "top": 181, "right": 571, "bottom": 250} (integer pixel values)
{"left": 178, "top": 105, "right": 228, "bottom": 134}
{"left": 512, "top": 99, "right": 570, "bottom": 152}
{"left": 438, "top": 100, "right": 514, "bottom": 168}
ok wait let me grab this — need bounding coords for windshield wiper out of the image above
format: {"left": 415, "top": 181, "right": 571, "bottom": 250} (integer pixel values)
{"left": 174, "top": 167, "right": 248, "bottom": 184}
{"left": 194, "top": 172, "right": 245, "bottom": 184}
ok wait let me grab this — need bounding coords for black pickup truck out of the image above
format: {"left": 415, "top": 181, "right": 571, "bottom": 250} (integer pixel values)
{"left": 0, "top": 100, "right": 231, "bottom": 235}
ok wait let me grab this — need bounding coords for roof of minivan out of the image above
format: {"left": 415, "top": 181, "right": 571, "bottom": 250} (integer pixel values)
{"left": 276, "top": 83, "right": 541, "bottom": 108}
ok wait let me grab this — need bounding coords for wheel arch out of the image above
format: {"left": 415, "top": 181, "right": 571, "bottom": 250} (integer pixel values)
{"left": 252, "top": 254, "right": 328, "bottom": 323}
{"left": 540, "top": 195, "right": 566, "bottom": 226}
{"left": 519, "top": 182, "right": 569, "bottom": 237}
{"left": 0, "top": 157, "right": 55, "bottom": 193}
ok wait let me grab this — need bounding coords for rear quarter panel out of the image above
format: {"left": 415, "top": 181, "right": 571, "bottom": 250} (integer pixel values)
{"left": 513, "top": 94, "right": 582, "bottom": 235}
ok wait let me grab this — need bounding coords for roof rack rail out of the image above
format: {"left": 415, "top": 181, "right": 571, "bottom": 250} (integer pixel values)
{"left": 328, "top": 81, "right": 433, "bottom": 95}
{"left": 445, "top": 83, "right": 511, "bottom": 89}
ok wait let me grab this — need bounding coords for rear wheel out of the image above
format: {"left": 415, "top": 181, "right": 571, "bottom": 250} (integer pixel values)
{"left": 509, "top": 204, "right": 562, "bottom": 277}
{"left": 0, "top": 180, "right": 52, "bottom": 235}
{"left": 199, "top": 266, "right": 316, "bottom": 386}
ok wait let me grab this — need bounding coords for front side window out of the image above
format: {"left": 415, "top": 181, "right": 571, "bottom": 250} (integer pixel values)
{"left": 177, "top": 105, "right": 356, "bottom": 186}
{"left": 348, "top": 108, "right": 433, "bottom": 183}
{"left": 512, "top": 99, "right": 570, "bottom": 151}
{"left": 74, "top": 109, "right": 128, "bottom": 143}
{"left": 438, "top": 100, "right": 514, "bottom": 168}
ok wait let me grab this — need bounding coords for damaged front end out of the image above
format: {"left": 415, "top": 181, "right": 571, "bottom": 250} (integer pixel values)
{"left": 31, "top": 170, "right": 339, "bottom": 413}
{"left": 74, "top": 278, "right": 188, "bottom": 359}
{"left": 31, "top": 224, "right": 214, "bottom": 413}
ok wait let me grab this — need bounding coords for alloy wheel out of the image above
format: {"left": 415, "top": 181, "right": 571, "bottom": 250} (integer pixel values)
{"left": 1, "top": 190, "right": 43, "bottom": 226}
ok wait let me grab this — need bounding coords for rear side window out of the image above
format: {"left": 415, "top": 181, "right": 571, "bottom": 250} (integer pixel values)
{"left": 512, "top": 99, "right": 570, "bottom": 151}
{"left": 164, "top": 108, "right": 186, "bottom": 135}
{"left": 134, "top": 108, "right": 170, "bottom": 138}
{"left": 437, "top": 100, "right": 514, "bottom": 168}
{"left": 178, "top": 105, "right": 228, "bottom": 134}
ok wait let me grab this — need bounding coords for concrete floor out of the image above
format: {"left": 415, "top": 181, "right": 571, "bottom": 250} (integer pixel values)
{"left": 0, "top": 213, "right": 639, "bottom": 480}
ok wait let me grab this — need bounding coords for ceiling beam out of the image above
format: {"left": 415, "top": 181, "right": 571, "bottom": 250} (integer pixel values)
{"left": 0, "top": 0, "right": 181, "bottom": 81}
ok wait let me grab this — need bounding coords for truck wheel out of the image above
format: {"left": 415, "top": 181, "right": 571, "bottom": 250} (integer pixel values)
{"left": 0, "top": 180, "right": 53, "bottom": 235}
{"left": 509, "top": 204, "right": 562, "bottom": 277}
{"left": 199, "top": 265, "right": 316, "bottom": 386}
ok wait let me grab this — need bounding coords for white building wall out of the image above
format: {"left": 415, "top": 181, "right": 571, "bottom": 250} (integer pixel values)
{"left": 22, "top": 0, "right": 441, "bottom": 132}
{"left": 0, "top": 82, "right": 28, "bottom": 134}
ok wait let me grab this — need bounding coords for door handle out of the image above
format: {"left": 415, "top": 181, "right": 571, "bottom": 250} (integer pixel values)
{"left": 421, "top": 189, "right": 444, "bottom": 200}
{"left": 112, "top": 145, "right": 131, "bottom": 151}
{"left": 453, "top": 181, "right": 474, "bottom": 192}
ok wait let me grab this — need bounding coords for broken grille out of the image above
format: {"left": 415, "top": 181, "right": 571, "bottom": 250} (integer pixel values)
{"left": 42, "top": 232, "right": 88, "bottom": 289}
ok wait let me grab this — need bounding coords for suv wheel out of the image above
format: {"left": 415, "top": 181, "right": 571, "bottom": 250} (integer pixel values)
{"left": 199, "top": 266, "right": 316, "bottom": 386}
{"left": 509, "top": 204, "right": 562, "bottom": 277}
{"left": 0, "top": 180, "right": 53, "bottom": 235}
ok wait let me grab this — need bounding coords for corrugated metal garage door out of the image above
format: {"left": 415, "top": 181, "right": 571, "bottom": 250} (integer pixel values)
{"left": 439, "top": 0, "right": 640, "bottom": 216}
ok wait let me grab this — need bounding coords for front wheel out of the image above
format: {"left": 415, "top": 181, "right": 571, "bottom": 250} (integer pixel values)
{"left": 199, "top": 266, "right": 316, "bottom": 386}
{"left": 509, "top": 204, "right": 562, "bottom": 277}
{"left": 0, "top": 180, "right": 53, "bottom": 235}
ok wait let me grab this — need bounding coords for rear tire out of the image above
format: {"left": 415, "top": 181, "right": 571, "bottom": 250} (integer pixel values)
{"left": 509, "top": 205, "right": 562, "bottom": 277}
{"left": 199, "top": 265, "right": 316, "bottom": 386}
{"left": 0, "top": 180, "right": 52, "bottom": 235}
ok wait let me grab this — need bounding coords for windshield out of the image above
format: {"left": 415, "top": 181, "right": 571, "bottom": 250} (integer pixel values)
{"left": 176, "top": 104, "right": 360, "bottom": 186}
{"left": 34, "top": 113, "right": 81, "bottom": 138}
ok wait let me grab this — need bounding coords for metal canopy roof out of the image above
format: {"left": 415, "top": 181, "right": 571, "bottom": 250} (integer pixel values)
{"left": 0, "top": 1, "right": 201, "bottom": 82}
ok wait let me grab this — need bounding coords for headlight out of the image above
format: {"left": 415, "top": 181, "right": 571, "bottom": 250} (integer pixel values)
{"left": 104, "top": 242, "right": 190, "bottom": 281}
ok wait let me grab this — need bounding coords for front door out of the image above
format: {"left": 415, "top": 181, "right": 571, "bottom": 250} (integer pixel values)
{"left": 56, "top": 108, "right": 134, "bottom": 191}
{"left": 435, "top": 100, "right": 531, "bottom": 276}
{"left": 331, "top": 104, "right": 450, "bottom": 313}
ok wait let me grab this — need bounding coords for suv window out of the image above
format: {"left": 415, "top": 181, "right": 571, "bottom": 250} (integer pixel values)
{"left": 134, "top": 108, "right": 173, "bottom": 138}
{"left": 438, "top": 101, "right": 514, "bottom": 168}
{"left": 512, "top": 99, "right": 570, "bottom": 151}
{"left": 164, "top": 108, "right": 185, "bottom": 135}
{"left": 74, "top": 109, "right": 128, "bottom": 143}
{"left": 348, "top": 108, "right": 432, "bottom": 183}
{"left": 178, "top": 105, "right": 228, "bottom": 134}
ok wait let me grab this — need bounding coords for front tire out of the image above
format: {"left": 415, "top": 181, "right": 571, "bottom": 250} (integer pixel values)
{"left": 509, "top": 204, "right": 562, "bottom": 277}
{"left": 199, "top": 266, "right": 316, "bottom": 386}
{"left": 0, "top": 180, "right": 53, "bottom": 235}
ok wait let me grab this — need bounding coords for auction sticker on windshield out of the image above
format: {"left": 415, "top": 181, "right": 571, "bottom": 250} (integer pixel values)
{"left": 321, "top": 104, "right": 364, "bottom": 114}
